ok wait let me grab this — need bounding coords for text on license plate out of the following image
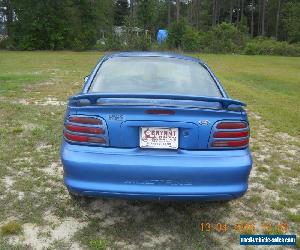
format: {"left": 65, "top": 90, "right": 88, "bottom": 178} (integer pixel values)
{"left": 139, "top": 127, "right": 179, "bottom": 149}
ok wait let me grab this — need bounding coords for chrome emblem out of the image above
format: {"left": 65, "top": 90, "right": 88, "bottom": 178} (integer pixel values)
{"left": 199, "top": 120, "right": 210, "bottom": 125}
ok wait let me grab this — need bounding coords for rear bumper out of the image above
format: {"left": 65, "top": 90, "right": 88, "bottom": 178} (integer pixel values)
{"left": 61, "top": 142, "right": 252, "bottom": 201}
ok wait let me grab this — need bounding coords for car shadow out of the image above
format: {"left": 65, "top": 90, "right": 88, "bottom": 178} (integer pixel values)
{"left": 74, "top": 196, "right": 233, "bottom": 248}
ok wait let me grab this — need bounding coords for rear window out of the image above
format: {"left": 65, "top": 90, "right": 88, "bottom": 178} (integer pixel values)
{"left": 89, "top": 56, "right": 222, "bottom": 97}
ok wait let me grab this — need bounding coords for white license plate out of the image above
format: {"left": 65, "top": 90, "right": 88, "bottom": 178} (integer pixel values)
{"left": 140, "top": 127, "right": 179, "bottom": 149}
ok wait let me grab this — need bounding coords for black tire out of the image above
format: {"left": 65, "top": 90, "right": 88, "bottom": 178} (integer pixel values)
{"left": 219, "top": 199, "right": 232, "bottom": 205}
{"left": 68, "top": 191, "right": 94, "bottom": 204}
{"left": 68, "top": 191, "right": 82, "bottom": 201}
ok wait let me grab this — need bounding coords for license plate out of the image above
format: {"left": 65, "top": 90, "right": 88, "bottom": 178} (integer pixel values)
{"left": 140, "top": 127, "right": 179, "bottom": 149}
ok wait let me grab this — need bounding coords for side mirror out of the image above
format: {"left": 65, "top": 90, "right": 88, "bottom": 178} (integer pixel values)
{"left": 84, "top": 75, "right": 89, "bottom": 83}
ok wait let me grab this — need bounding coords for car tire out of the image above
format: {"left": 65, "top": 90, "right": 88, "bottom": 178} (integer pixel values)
{"left": 68, "top": 191, "right": 82, "bottom": 200}
{"left": 219, "top": 199, "right": 231, "bottom": 205}
{"left": 68, "top": 191, "right": 94, "bottom": 204}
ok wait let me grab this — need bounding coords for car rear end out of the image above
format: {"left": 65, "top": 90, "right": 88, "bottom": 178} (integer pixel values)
{"left": 60, "top": 53, "right": 252, "bottom": 200}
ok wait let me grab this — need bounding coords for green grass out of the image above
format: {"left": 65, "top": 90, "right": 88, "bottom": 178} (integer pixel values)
{"left": 1, "top": 221, "right": 22, "bottom": 235}
{"left": 0, "top": 51, "right": 299, "bottom": 136}
{"left": 193, "top": 54, "right": 300, "bottom": 136}
{"left": 0, "top": 51, "right": 299, "bottom": 249}
{"left": 88, "top": 239, "right": 109, "bottom": 250}
{"left": 257, "top": 166, "right": 269, "bottom": 173}
{"left": 287, "top": 212, "right": 300, "bottom": 223}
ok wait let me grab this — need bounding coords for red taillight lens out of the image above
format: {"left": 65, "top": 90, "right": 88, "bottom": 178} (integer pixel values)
{"left": 212, "top": 139, "right": 249, "bottom": 147}
{"left": 216, "top": 122, "right": 247, "bottom": 129}
{"left": 65, "top": 124, "right": 104, "bottom": 134}
{"left": 64, "top": 131, "right": 88, "bottom": 142}
{"left": 69, "top": 116, "right": 102, "bottom": 125}
{"left": 64, "top": 131, "right": 106, "bottom": 144}
{"left": 211, "top": 121, "right": 249, "bottom": 148}
{"left": 213, "top": 131, "right": 249, "bottom": 138}
{"left": 64, "top": 116, "right": 107, "bottom": 146}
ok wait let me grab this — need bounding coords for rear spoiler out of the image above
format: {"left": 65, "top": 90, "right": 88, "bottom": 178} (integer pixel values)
{"left": 69, "top": 93, "right": 246, "bottom": 109}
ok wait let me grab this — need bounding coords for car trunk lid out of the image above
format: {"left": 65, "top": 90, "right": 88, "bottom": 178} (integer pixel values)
{"left": 67, "top": 93, "right": 246, "bottom": 150}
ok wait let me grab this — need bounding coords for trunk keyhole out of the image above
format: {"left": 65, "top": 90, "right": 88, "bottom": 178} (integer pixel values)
{"left": 183, "top": 130, "right": 189, "bottom": 137}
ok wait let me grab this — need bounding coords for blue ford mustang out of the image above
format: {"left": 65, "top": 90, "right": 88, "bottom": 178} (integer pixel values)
{"left": 61, "top": 52, "right": 252, "bottom": 201}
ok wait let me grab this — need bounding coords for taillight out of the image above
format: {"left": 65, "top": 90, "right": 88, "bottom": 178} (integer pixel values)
{"left": 64, "top": 131, "right": 107, "bottom": 144}
{"left": 65, "top": 124, "right": 104, "bottom": 134}
{"left": 212, "top": 139, "right": 249, "bottom": 147}
{"left": 213, "top": 131, "right": 249, "bottom": 138}
{"left": 64, "top": 116, "right": 108, "bottom": 146}
{"left": 211, "top": 121, "right": 249, "bottom": 149}
{"left": 216, "top": 122, "right": 247, "bottom": 129}
{"left": 69, "top": 116, "right": 102, "bottom": 125}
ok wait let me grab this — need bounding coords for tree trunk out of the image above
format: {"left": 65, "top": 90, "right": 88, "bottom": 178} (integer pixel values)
{"left": 192, "top": 0, "right": 201, "bottom": 30}
{"left": 275, "top": 0, "right": 281, "bottom": 40}
{"left": 236, "top": 0, "right": 240, "bottom": 24}
{"left": 130, "top": 0, "right": 134, "bottom": 18}
{"left": 241, "top": 0, "right": 244, "bottom": 23}
{"left": 212, "top": 0, "right": 216, "bottom": 26}
{"left": 230, "top": 0, "right": 233, "bottom": 23}
{"left": 4, "top": 0, "right": 13, "bottom": 37}
{"left": 168, "top": 0, "right": 171, "bottom": 27}
{"left": 257, "top": 0, "right": 261, "bottom": 35}
{"left": 251, "top": 0, "right": 254, "bottom": 37}
{"left": 176, "top": 0, "right": 180, "bottom": 22}
{"left": 188, "top": 0, "right": 192, "bottom": 24}
{"left": 216, "top": 0, "right": 221, "bottom": 24}
{"left": 261, "top": 0, "right": 266, "bottom": 36}
{"left": 197, "top": 0, "right": 201, "bottom": 30}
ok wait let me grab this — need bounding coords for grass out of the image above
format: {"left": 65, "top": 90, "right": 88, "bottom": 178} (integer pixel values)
{"left": 1, "top": 221, "right": 22, "bottom": 235}
{"left": 0, "top": 51, "right": 299, "bottom": 249}
{"left": 193, "top": 53, "right": 300, "bottom": 136}
{"left": 287, "top": 213, "right": 300, "bottom": 223}
{"left": 88, "top": 239, "right": 109, "bottom": 250}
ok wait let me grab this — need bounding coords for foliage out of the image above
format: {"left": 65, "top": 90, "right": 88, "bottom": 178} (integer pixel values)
{"left": 1, "top": 0, "right": 114, "bottom": 50}
{"left": 0, "top": 0, "right": 299, "bottom": 54}
{"left": 200, "top": 22, "right": 248, "bottom": 53}
{"left": 168, "top": 21, "right": 247, "bottom": 53}
{"left": 100, "top": 32, "right": 123, "bottom": 51}
{"left": 167, "top": 18, "right": 188, "bottom": 49}
{"left": 96, "top": 16, "right": 151, "bottom": 51}
{"left": 114, "top": 0, "right": 129, "bottom": 26}
{"left": 282, "top": 2, "right": 300, "bottom": 43}
{"left": 244, "top": 37, "right": 300, "bottom": 56}
{"left": 137, "top": 0, "right": 157, "bottom": 31}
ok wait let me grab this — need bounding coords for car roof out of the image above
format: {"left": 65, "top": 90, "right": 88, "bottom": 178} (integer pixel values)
{"left": 104, "top": 51, "right": 204, "bottom": 64}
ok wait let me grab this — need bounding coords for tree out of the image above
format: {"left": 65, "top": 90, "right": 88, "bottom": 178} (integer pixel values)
{"left": 176, "top": 0, "right": 180, "bottom": 22}
{"left": 282, "top": 1, "right": 300, "bottom": 42}
{"left": 275, "top": 0, "right": 281, "bottom": 39}
{"left": 251, "top": 0, "right": 254, "bottom": 37}
{"left": 137, "top": 0, "right": 157, "bottom": 31}
{"left": 237, "top": 0, "right": 240, "bottom": 24}
{"left": 1, "top": 0, "right": 299, "bottom": 50}
{"left": 0, "top": 0, "right": 13, "bottom": 36}
{"left": 230, "top": 0, "right": 233, "bottom": 23}
{"left": 168, "top": 0, "right": 171, "bottom": 27}
{"left": 114, "top": 0, "right": 129, "bottom": 26}
{"left": 212, "top": 0, "right": 217, "bottom": 26}
{"left": 261, "top": 0, "right": 266, "bottom": 36}
{"left": 241, "top": 0, "right": 245, "bottom": 23}
{"left": 130, "top": 0, "right": 134, "bottom": 17}
{"left": 9, "top": 0, "right": 75, "bottom": 49}
{"left": 168, "top": 17, "right": 186, "bottom": 48}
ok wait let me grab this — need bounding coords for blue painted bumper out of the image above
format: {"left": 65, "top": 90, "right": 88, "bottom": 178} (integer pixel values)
{"left": 61, "top": 142, "right": 252, "bottom": 201}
